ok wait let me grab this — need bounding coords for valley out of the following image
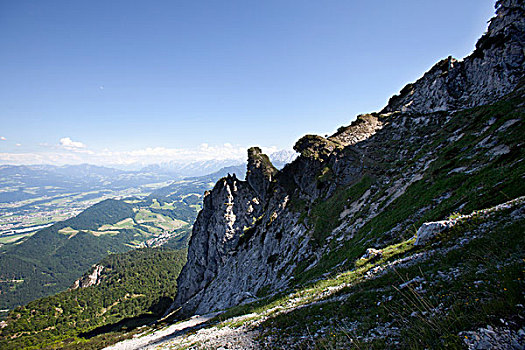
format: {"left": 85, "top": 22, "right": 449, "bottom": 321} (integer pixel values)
{"left": 0, "top": 167, "right": 235, "bottom": 313}
{"left": 0, "top": 164, "right": 178, "bottom": 246}
{"left": 0, "top": 183, "right": 170, "bottom": 246}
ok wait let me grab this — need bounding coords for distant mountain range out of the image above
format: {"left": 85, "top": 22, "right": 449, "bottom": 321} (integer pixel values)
{"left": 140, "top": 150, "right": 297, "bottom": 177}
{"left": 141, "top": 159, "right": 244, "bottom": 177}
{"left": 0, "top": 151, "right": 297, "bottom": 203}
{"left": 268, "top": 149, "right": 298, "bottom": 167}
{"left": 0, "top": 164, "right": 173, "bottom": 203}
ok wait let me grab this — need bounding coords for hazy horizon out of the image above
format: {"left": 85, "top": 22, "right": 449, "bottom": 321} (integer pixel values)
{"left": 0, "top": 147, "right": 294, "bottom": 171}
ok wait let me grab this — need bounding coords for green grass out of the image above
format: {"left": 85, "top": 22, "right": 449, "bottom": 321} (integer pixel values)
{"left": 214, "top": 236, "right": 417, "bottom": 328}
{"left": 109, "top": 218, "right": 136, "bottom": 229}
{"left": 308, "top": 175, "right": 373, "bottom": 247}
{"left": 0, "top": 232, "right": 36, "bottom": 244}
{"left": 254, "top": 203, "right": 524, "bottom": 349}
{"left": 290, "top": 93, "right": 525, "bottom": 287}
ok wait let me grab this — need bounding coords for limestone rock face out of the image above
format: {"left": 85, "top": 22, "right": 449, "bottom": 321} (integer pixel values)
{"left": 330, "top": 114, "right": 384, "bottom": 146}
{"left": 381, "top": 0, "right": 525, "bottom": 114}
{"left": 171, "top": 144, "right": 316, "bottom": 315}
{"left": 71, "top": 265, "right": 104, "bottom": 289}
{"left": 172, "top": 174, "right": 264, "bottom": 313}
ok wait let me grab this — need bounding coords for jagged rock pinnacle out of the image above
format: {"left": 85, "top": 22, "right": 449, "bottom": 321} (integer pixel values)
{"left": 246, "top": 147, "right": 277, "bottom": 203}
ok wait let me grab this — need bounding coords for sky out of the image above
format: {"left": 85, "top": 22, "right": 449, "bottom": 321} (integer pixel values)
{"left": 0, "top": 0, "right": 496, "bottom": 168}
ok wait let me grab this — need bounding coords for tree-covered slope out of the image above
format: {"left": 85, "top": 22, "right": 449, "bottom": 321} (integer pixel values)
{"left": 0, "top": 197, "right": 194, "bottom": 310}
{"left": 0, "top": 200, "right": 136, "bottom": 308}
{"left": 0, "top": 248, "right": 187, "bottom": 350}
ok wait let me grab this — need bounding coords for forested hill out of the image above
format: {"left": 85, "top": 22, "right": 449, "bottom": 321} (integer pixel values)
{"left": 0, "top": 248, "right": 187, "bottom": 350}
{"left": 0, "top": 197, "right": 193, "bottom": 310}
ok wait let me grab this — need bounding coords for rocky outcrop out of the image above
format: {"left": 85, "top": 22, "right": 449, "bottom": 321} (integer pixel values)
{"left": 381, "top": 0, "right": 525, "bottom": 114}
{"left": 329, "top": 114, "right": 384, "bottom": 146}
{"left": 71, "top": 265, "right": 104, "bottom": 289}
{"left": 414, "top": 221, "right": 456, "bottom": 245}
{"left": 460, "top": 324, "right": 525, "bottom": 350}
{"left": 171, "top": 148, "right": 313, "bottom": 315}
{"left": 171, "top": 173, "right": 263, "bottom": 313}
{"left": 171, "top": 139, "right": 335, "bottom": 316}
{"left": 246, "top": 147, "right": 277, "bottom": 204}
{"left": 293, "top": 135, "right": 342, "bottom": 160}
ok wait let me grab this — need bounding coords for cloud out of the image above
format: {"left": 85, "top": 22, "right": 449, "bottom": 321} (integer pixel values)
{"left": 15, "top": 143, "right": 21, "bottom": 147}
{"left": 0, "top": 143, "right": 286, "bottom": 168}
{"left": 0, "top": 136, "right": 5, "bottom": 141}
{"left": 59, "top": 137, "right": 86, "bottom": 149}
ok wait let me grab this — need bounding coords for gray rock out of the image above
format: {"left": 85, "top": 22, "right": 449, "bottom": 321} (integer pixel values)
{"left": 414, "top": 220, "right": 456, "bottom": 246}
{"left": 246, "top": 147, "right": 277, "bottom": 204}
{"left": 381, "top": 0, "right": 525, "bottom": 115}
{"left": 460, "top": 323, "right": 525, "bottom": 350}
{"left": 169, "top": 149, "right": 313, "bottom": 316}
{"left": 168, "top": 172, "right": 266, "bottom": 315}
{"left": 360, "top": 248, "right": 382, "bottom": 260}
{"left": 70, "top": 264, "right": 104, "bottom": 289}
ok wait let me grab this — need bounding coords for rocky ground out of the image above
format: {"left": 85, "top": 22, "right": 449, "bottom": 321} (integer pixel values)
{"left": 103, "top": 313, "right": 221, "bottom": 350}
{"left": 106, "top": 197, "right": 525, "bottom": 349}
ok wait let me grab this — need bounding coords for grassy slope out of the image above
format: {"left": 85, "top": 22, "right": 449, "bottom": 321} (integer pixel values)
{"left": 293, "top": 86, "right": 525, "bottom": 286}
{"left": 256, "top": 199, "right": 524, "bottom": 348}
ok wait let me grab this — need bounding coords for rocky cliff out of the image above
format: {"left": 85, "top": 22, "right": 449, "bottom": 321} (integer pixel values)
{"left": 381, "top": 0, "right": 525, "bottom": 114}
{"left": 70, "top": 264, "right": 105, "bottom": 289}
{"left": 171, "top": 0, "right": 525, "bottom": 317}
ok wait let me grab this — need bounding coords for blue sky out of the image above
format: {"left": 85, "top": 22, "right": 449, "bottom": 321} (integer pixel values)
{"left": 0, "top": 0, "right": 495, "bottom": 167}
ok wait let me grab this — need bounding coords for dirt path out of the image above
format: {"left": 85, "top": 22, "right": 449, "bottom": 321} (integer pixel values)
{"left": 103, "top": 313, "right": 220, "bottom": 350}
